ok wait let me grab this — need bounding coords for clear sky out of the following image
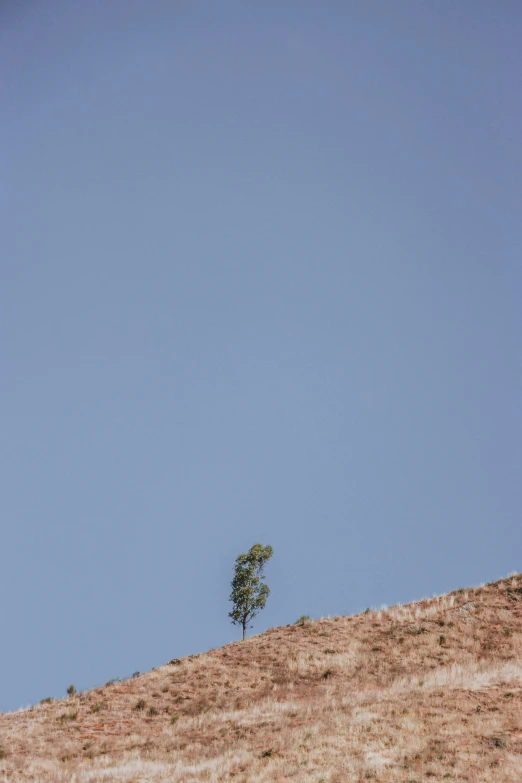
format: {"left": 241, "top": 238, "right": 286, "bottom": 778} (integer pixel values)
{"left": 1, "top": 1, "right": 521, "bottom": 712}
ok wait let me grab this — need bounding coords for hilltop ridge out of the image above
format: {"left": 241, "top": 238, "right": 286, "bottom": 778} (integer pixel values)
{"left": 1, "top": 574, "right": 521, "bottom": 782}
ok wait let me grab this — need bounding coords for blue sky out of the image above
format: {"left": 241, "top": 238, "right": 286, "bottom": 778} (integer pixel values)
{"left": 1, "top": 1, "right": 521, "bottom": 712}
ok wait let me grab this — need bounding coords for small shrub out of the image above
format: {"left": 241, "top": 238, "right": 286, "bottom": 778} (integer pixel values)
{"left": 66, "top": 684, "right": 76, "bottom": 697}
{"left": 504, "top": 692, "right": 514, "bottom": 698}
{"left": 504, "top": 627, "right": 512, "bottom": 636}
{"left": 439, "top": 635, "right": 446, "bottom": 646}
{"left": 295, "top": 615, "right": 311, "bottom": 626}
{"left": 91, "top": 702, "right": 104, "bottom": 713}
{"left": 147, "top": 706, "right": 159, "bottom": 717}
{"left": 409, "top": 626, "right": 427, "bottom": 635}
{"left": 134, "top": 699, "right": 146, "bottom": 712}
{"left": 0, "top": 747, "right": 6, "bottom": 759}
{"left": 58, "top": 711, "right": 78, "bottom": 723}
{"left": 322, "top": 668, "right": 334, "bottom": 679}
{"left": 261, "top": 748, "right": 274, "bottom": 758}
{"left": 171, "top": 714, "right": 179, "bottom": 724}
{"left": 40, "top": 697, "right": 55, "bottom": 705}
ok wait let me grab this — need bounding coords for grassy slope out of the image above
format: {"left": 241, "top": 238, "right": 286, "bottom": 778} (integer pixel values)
{"left": 1, "top": 575, "right": 521, "bottom": 782}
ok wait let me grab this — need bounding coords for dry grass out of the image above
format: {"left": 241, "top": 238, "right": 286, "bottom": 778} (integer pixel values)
{"left": 1, "top": 575, "right": 522, "bottom": 781}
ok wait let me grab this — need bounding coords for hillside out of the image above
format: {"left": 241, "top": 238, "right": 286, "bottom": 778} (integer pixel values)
{"left": 1, "top": 575, "right": 521, "bottom": 782}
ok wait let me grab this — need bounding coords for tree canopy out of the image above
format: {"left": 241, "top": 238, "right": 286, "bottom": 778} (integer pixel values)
{"left": 229, "top": 543, "right": 273, "bottom": 640}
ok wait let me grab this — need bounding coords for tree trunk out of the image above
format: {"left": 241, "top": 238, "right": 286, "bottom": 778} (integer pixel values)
{"left": 242, "top": 620, "right": 246, "bottom": 640}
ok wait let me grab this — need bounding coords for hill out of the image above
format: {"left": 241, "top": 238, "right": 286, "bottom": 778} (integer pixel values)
{"left": 1, "top": 574, "right": 521, "bottom": 782}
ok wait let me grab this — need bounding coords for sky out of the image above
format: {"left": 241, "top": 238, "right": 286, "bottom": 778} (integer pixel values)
{"left": 1, "top": 1, "right": 521, "bottom": 712}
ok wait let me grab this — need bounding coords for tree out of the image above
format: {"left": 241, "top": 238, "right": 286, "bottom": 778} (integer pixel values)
{"left": 229, "top": 543, "right": 273, "bottom": 640}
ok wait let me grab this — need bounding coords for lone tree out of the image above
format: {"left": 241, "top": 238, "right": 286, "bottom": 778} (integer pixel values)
{"left": 229, "top": 543, "right": 273, "bottom": 640}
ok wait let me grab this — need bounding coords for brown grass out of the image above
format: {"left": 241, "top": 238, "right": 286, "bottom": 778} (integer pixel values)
{"left": 1, "top": 575, "right": 522, "bottom": 781}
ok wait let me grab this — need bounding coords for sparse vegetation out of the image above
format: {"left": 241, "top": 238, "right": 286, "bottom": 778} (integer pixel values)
{"left": 58, "top": 710, "right": 77, "bottom": 723}
{"left": 66, "top": 684, "right": 76, "bottom": 697}
{"left": 39, "top": 697, "right": 54, "bottom": 705}
{"left": 1, "top": 573, "right": 522, "bottom": 782}
{"left": 295, "top": 615, "right": 311, "bottom": 626}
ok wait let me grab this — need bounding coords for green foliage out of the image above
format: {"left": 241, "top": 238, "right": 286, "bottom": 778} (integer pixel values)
{"left": 134, "top": 699, "right": 146, "bottom": 711}
{"left": 295, "top": 615, "right": 311, "bottom": 626}
{"left": 40, "top": 697, "right": 55, "bottom": 705}
{"left": 66, "top": 684, "right": 76, "bottom": 697}
{"left": 229, "top": 543, "right": 273, "bottom": 640}
{"left": 147, "top": 706, "right": 159, "bottom": 717}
